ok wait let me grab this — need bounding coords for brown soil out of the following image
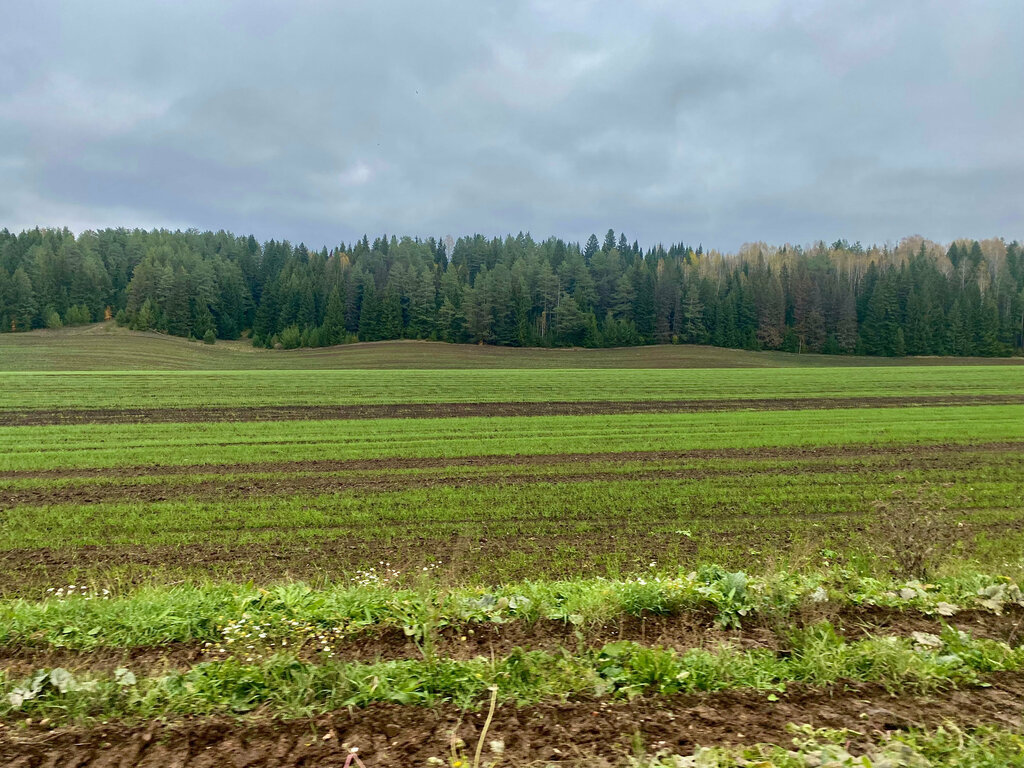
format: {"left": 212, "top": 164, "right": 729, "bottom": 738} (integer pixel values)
{"left": 5, "top": 447, "right": 1016, "bottom": 507}
{"left": 1, "top": 609, "right": 1019, "bottom": 680}
{"left": 2, "top": 673, "right": 1023, "bottom": 767}
{"left": 4, "top": 439, "right": 1021, "bottom": 482}
{"left": 4, "top": 393, "right": 1023, "bottom": 426}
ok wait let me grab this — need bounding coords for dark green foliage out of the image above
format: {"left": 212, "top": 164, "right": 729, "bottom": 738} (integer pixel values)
{"left": 0, "top": 228, "right": 1021, "bottom": 355}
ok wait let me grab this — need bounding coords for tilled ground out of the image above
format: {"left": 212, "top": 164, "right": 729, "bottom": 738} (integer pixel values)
{"left": 3, "top": 393, "right": 1023, "bottom": 426}
{"left": 3, "top": 673, "right": 1023, "bottom": 767}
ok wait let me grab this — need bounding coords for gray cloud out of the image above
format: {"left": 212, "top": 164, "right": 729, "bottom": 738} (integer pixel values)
{"left": 1, "top": 0, "right": 1021, "bottom": 250}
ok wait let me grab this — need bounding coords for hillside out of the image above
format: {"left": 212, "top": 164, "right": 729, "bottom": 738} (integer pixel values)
{"left": 0, "top": 322, "right": 1020, "bottom": 371}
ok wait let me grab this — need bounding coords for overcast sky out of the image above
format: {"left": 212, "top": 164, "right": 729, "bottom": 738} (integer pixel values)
{"left": 1, "top": 1, "right": 1021, "bottom": 252}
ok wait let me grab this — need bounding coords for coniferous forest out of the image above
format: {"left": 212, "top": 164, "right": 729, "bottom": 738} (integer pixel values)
{"left": 0, "top": 227, "right": 1022, "bottom": 356}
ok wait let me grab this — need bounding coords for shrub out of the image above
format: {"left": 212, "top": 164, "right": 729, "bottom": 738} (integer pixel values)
{"left": 43, "top": 307, "right": 62, "bottom": 329}
{"left": 871, "top": 485, "right": 964, "bottom": 579}
{"left": 277, "top": 325, "right": 302, "bottom": 349}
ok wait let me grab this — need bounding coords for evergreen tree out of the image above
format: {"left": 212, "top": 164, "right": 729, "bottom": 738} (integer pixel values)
{"left": 0, "top": 227, "right": 1020, "bottom": 359}
{"left": 679, "top": 283, "right": 705, "bottom": 343}
{"left": 554, "top": 292, "right": 586, "bottom": 346}
{"left": 358, "top": 280, "right": 383, "bottom": 341}
{"left": 602, "top": 229, "right": 616, "bottom": 252}
{"left": 9, "top": 267, "right": 37, "bottom": 330}
{"left": 321, "top": 287, "right": 345, "bottom": 345}
{"left": 860, "top": 270, "right": 902, "bottom": 355}
{"left": 380, "top": 285, "right": 403, "bottom": 339}
{"left": 946, "top": 298, "right": 972, "bottom": 355}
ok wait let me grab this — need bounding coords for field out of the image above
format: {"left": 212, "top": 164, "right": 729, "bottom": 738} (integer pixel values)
{"left": 3, "top": 321, "right": 1023, "bottom": 371}
{"left": 0, "top": 327, "right": 1023, "bottom": 766}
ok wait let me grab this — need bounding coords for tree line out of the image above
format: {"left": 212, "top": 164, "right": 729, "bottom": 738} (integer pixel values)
{"left": 0, "top": 227, "right": 1022, "bottom": 356}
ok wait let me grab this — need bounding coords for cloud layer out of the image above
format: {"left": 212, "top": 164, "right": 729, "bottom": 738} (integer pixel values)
{"left": 2, "top": 0, "right": 1021, "bottom": 250}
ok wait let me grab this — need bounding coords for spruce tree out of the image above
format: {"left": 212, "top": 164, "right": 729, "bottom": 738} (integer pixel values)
{"left": 358, "top": 281, "right": 383, "bottom": 341}
{"left": 321, "top": 287, "right": 345, "bottom": 345}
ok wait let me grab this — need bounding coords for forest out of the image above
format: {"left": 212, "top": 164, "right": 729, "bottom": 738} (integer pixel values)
{"left": 0, "top": 227, "right": 1021, "bottom": 356}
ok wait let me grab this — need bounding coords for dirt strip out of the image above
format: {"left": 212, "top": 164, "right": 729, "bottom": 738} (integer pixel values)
{"left": 4, "top": 439, "right": 1023, "bottom": 481}
{"left": 2, "top": 673, "right": 1023, "bottom": 767}
{"left": 3, "top": 393, "right": 1024, "bottom": 426}
{"left": 0, "top": 609, "right": 1020, "bottom": 679}
{"left": 5, "top": 449, "right": 1016, "bottom": 507}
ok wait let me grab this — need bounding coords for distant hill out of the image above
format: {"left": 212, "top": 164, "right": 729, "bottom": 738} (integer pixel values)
{"left": 0, "top": 323, "right": 1020, "bottom": 371}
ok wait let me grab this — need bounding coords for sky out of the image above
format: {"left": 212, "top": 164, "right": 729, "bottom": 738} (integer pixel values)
{"left": 1, "top": 0, "right": 1021, "bottom": 252}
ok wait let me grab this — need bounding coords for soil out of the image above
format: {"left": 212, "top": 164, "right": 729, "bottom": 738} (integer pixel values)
{"left": 2, "top": 673, "right": 1023, "bottom": 767}
{"left": 3, "top": 393, "right": 1022, "bottom": 426}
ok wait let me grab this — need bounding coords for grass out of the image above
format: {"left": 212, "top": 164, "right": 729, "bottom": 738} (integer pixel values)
{"left": 2, "top": 568, "right": 1019, "bottom": 651}
{"left": 641, "top": 726, "right": 1024, "bottom": 767}
{"left": 1, "top": 365, "right": 1023, "bottom": 410}
{"left": 3, "top": 466, "right": 1021, "bottom": 568}
{"left": 2, "top": 333, "right": 1023, "bottom": 761}
{"left": 3, "top": 627, "right": 1022, "bottom": 723}
{"left": 1, "top": 406, "right": 1021, "bottom": 589}
{"left": 3, "top": 405, "right": 1022, "bottom": 471}
{"left": 3, "top": 323, "right": 1022, "bottom": 372}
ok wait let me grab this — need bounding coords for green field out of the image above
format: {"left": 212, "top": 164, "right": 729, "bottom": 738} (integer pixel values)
{"left": 2, "top": 365, "right": 1024, "bottom": 410}
{"left": 1, "top": 330, "right": 1023, "bottom": 766}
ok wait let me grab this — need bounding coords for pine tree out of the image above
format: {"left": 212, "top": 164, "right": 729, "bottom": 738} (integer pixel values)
{"left": 406, "top": 267, "right": 437, "bottom": 339}
{"left": 9, "top": 267, "right": 37, "bottom": 330}
{"left": 974, "top": 297, "right": 1002, "bottom": 356}
{"left": 602, "top": 229, "right": 616, "bottom": 252}
{"left": 680, "top": 282, "right": 705, "bottom": 343}
{"left": 321, "top": 287, "right": 345, "bottom": 345}
{"left": 946, "top": 298, "right": 971, "bottom": 355}
{"left": 380, "top": 286, "right": 403, "bottom": 339}
{"left": 358, "top": 280, "right": 383, "bottom": 341}
{"left": 860, "top": 270, "right": 901, "bottom": 355}
{"left": 554, "top": 292, "right": 586, "bottom": 346}
{"left": 463, "top": 279, "right": 494, "bottom": 343}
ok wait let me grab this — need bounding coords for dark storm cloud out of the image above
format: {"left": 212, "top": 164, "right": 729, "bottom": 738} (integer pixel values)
{"left": 1, "top": 0, "right": 1021, "bottom": 250}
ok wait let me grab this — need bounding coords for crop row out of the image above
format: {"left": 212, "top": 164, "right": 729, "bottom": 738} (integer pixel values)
{"left": 2, "top": 468, "right": 1020, "bottom": 546}
{"left": 1, "top": 366, "right": 1022, "bottom": 410}
{"left": 2, "top": 405, "right": 1022, "bottom": 472}
{"left": 3, "top": 444, "right": 1020, "bottom": 496}
{"left": 2, "top": 467, "right": 1021, "bottom": 589}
